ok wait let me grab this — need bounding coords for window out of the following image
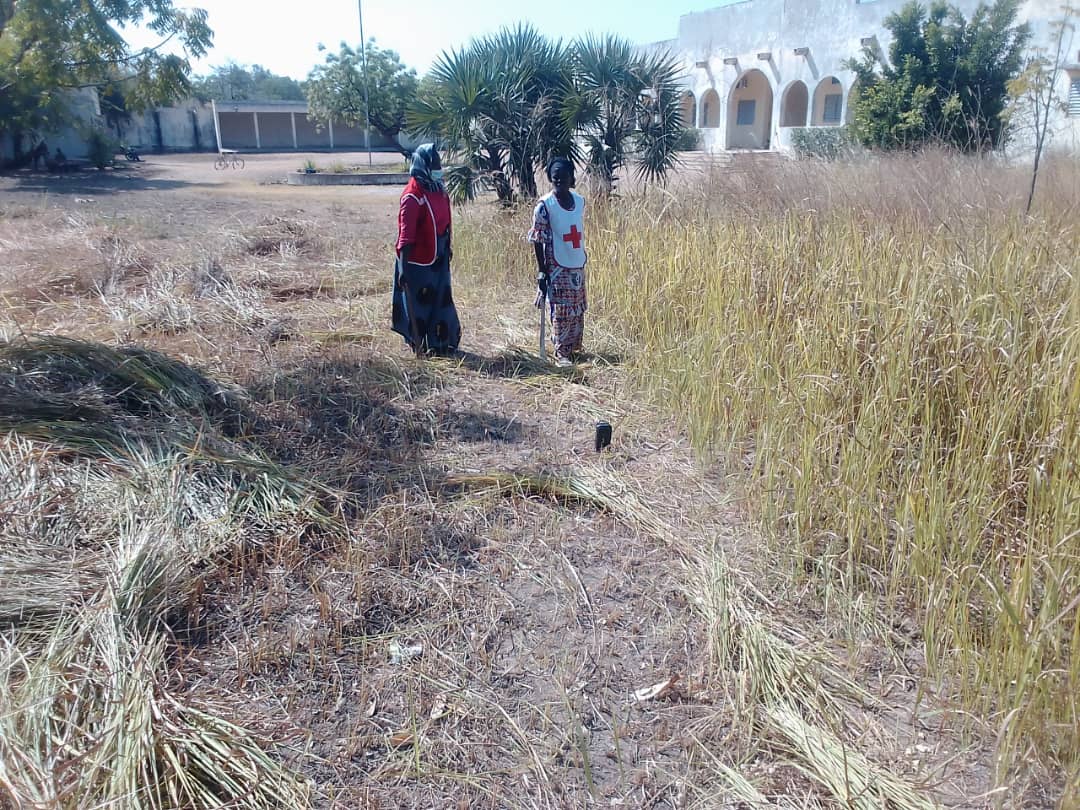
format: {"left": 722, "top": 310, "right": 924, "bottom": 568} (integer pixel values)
{"left": 736, "top": 99, "right": 756, "bottom": 126}
{"left": 1070, "top": 77, "right": 1080, "bottom": 118}
{"left": 831, "top": 77, "right": 840, "bottom": 85}
{"left": 823, "top": 94, "right": 842, "bottom": 124}
{"left": 737, "top": 77, "right": 749, "bottom": 89}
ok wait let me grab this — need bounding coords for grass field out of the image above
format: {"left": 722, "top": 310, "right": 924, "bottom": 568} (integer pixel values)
{"left": 0, "top": 149, "right": 1075, "bottom": 808}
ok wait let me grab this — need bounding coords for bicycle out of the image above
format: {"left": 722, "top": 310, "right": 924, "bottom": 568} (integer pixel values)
{"left": 213, "top": 152, "right": 245, "bottom": 170}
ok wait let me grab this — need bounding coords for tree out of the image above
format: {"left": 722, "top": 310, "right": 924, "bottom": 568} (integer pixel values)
{"left": 410, "top": 26, "right": 687, "bottom": 203}
{"left": 305, "top": 41, "right": 418, "bottom": 157}
{"left": 847, "top": 0, "right": 1029, "bottom": 151}
{"left": 1006, "top": 4, "right": 1077, "bottom": 213}
{"left": 190, "top": 63, "right": 304, "bottom": 102}
{"left": 0, "top": 0, "right": 212, "bottom": 157}
{"left": 562, "top": 36, "right": 685, "bottom": 195}
{"left": 100, "top": 80, "right": 132, "bottom": 139}
{"left": 409, "top": 25, "right": 572, "bottom": 203}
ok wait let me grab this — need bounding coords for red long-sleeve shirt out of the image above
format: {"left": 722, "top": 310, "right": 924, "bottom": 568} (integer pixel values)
{"left": 396, "top": 178, "right": 451, "bottom": 266}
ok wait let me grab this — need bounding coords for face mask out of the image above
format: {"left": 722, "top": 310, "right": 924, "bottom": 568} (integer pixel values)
{"left": 431, "top": 169, "right": 444, "bottom": 181}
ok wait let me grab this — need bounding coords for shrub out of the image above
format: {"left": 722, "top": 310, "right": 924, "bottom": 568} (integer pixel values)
{"left": 84, "top": 128, "right": 118, "bottom": 170}
{"left": 673, "top": 127, "right": 702, "bottom": 152}
{"left": 789, "top": 127, "right": 857, "bottom": 160}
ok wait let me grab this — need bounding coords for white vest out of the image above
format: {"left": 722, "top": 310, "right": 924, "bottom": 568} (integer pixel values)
{"left": 543, "top": 192, "right": 587, "bottom": 269}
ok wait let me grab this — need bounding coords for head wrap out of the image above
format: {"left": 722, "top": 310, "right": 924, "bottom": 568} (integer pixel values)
{"left": 546, "top": 157, "right": 575, "bottom": 186}
{"left": 410, "top": 143, "right": 444, "bottom": 192}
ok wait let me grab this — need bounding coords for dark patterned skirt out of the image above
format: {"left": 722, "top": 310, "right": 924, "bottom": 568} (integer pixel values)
{"left": 391, "top": 234, "right": 461, "bottom": 354}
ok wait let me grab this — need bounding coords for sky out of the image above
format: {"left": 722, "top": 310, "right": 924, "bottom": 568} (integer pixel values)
{"left": 122, "top": 0, "right": 728, "bottom": 81}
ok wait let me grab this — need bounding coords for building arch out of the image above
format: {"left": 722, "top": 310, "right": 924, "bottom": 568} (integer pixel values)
{"left": 780, "top": 80, "right": 809, "bottom": 128}
{"left": 680, "top": 91, "right": 698, "bottom": 128}
{"left": 726, "top": 69, "right": 773, "bottom": 149}
{"left": 845, "top": 79, "right": 860, "bottom": 125}
{"left": 812, "top": 76, "right": 844, "bottom": 126}
{"left": 700, "top": 89, "right": 721, "bottom": 128}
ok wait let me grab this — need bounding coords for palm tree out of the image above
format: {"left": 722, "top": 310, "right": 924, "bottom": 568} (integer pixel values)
{"left": 562, "top": 35, "right": 686, "bottom": 196}
{"left": 409, "top": 24, "right": 572, "bottom": 203}
{"left": 410, "top": 47, "right": 513, "bottom": 202}
{"left": 410, "top": 27, "right": 686, "bottom": 202}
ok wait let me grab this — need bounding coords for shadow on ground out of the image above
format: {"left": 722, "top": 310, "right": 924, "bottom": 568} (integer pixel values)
{"left": 0, "top": 165, "right": 218, "bottom": 195}
{"left": 242, "top": 353, "right": 529, "bottom": 510}
{"left": 450, "top": 348, "right": 591, "bottom": 383}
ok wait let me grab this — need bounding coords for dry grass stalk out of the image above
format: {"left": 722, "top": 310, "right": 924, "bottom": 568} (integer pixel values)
{"left": 454, "top": 151, "right": 1080, "bottom": 790}
{"left": 768, "top": 702, "right": 938, "bottom": 810}
{"left": 0, "top": 334, "right": 340, "bottom": 807}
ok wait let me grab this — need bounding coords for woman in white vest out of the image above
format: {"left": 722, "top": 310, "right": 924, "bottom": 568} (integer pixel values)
{"left": 528, "top": 157, "right": 587, "bottom": 366}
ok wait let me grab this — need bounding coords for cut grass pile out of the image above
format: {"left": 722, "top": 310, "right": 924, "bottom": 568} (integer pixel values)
{"left": 0, "top": 336, "right": 330, "bottom": 808}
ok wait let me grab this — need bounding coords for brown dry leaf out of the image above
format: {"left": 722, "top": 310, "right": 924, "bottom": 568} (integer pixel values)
{"left": 633, "top": 674, "right": 680, "bottom": 702}
{"left": 387, "top": 730, "right": 416, "bottom": 749}
{"left": 365, "top": 696, "right": 377, "bottom": 718}
{"left": 429, "top": 695, "right": 449, "bottom": 721}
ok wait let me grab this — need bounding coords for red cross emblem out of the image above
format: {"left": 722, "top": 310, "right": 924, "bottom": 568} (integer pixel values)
{"left": 562, "top": 224, "right": 583, "bottom": 250}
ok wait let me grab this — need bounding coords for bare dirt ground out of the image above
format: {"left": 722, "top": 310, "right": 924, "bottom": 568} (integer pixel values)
{"left": 0, "top": 153, "right": 1018, "bottom": 808}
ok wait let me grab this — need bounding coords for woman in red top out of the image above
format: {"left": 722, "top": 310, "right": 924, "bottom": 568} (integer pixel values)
{"left": 392, "top": 144, "right": 461, "bottom": 355}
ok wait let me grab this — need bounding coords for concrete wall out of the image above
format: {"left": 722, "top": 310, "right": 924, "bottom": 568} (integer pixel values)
{"left": 1, "top": 88, "right": 99, "bottom": 161}
{"left": 2, "top": 98, "right": 216, "bottom": 161}
{"left": 213, "top": 110, "right": 401, "bottom": 151}
{"left": 218, "top": 112, "right": 258, "bottom": 149}
{"left": 119, "top": 105, "right": 215, "bottom": 151}
{"left": 258, "top": 112, "right": 295, "bottom": 149}
{"left": 293, "top": 113, "right": 333, "bottom": 149}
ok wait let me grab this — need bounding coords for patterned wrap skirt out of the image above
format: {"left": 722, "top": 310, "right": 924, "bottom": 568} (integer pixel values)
{"left": 547, "top": 266, "right": 586, "bottom": 359}
{"left": 392, "top": 233, "right": 462, "bottom": 353}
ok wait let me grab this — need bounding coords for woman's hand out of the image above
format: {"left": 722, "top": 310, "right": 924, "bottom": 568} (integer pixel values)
{"left": 534, "top": 271, "right": 548, "bottom": 309}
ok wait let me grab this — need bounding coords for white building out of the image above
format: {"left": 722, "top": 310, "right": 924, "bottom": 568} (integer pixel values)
{"left": 647, "top": 0, "right": 1080, "bottom": 153}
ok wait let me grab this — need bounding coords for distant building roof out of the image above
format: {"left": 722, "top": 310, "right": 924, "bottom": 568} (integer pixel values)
{"left": 212, "top": 100, "right": 308, "bottom": 113}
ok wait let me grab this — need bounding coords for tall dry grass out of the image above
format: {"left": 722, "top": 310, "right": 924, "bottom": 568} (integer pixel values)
{"left": 455, "top": 149, "right": 1080, "bottom": 799}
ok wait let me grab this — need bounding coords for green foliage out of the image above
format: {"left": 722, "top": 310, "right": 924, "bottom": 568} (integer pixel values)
{"left": 673, "top": 127, "right": 701, "bottom": 151}
{"left": 847, "top": 0, "right": 1029, "bottom": 151}
{"left": 305, "top": 40, "right": 417, "bottom": 156}
{"left": 564, "top": 36, "right": 686, "bottom": 193}
{"left": 411, "top": 26, "right": 687, "bottom": 200}
{"left": 789, "top": 126, "right": 857, "bottom": 159}
{"left": 189, "top": 62, "right": 304, "bottom": 102}
{"left": 83, "top": 127, "right": 117, "bottom": 170}
{"left": 409, "top": 24, "right": 571, "bottom": 202}
{"left": 99, "top": 80, "right": 131, "bottom": 138}
{"left": 0, "top": 0, "right": 212, "bottom": 154}
{"left": 443, "top": 164, "right": 481, "bottom": 204}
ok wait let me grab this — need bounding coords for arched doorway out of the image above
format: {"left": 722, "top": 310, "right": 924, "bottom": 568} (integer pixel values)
{"left": 845, "top": 80, "right": 860, "bottom": 125}
{"left": 680, "top": 91, "right": 698, "bottom": 128}
{"left": 812, "top": 76, "right": 844, "bottom": 126}
{"left": 726, "top": 69, "right": 773, "bottom": 149}
{"left": 700, "top": 89, "right": 721, "bottom": 128}
{"left": 780, "top": 81, "right": 809, "bottom": 128}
